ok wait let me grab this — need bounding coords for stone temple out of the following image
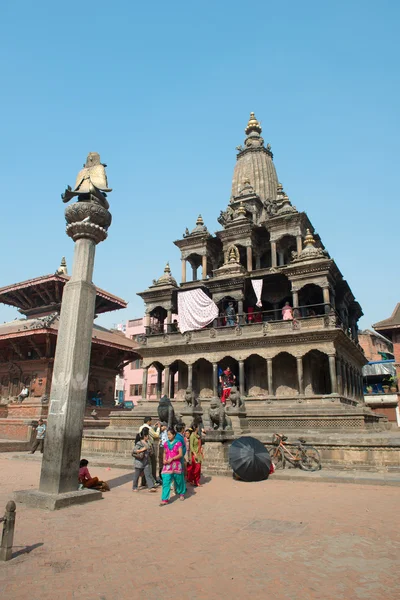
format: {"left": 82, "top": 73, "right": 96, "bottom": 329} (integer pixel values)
{"left": 83, "top": 113, "right": 399, "bottom": 470}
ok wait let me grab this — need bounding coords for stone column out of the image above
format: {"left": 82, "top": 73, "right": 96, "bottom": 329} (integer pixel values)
{"left": 292, "top": 290, "right": 299, "bottom": 309}
{"left": 267, "top": 358, "right": 273, "bottom": 396}
{"left": 255, "top": 254, "right": 261, "bottom": 270}
{"left": 38, "top": 188, "right": 110, "bottom": 498}
{"left": 145, "top": 312, "right": 151, "bottom": 336}
{"left": 202, "top": 255, "right": 207, "bottom": 279}
{"left": 336, "top": 358, "right": 343, "bottom": 395}
{"left": 297, "top": 357, "right": 304, "bottom": 394}
{"left": 323, "top": 286, "right": 330, "bottom": 313}
{"left": 212, "top": 363, "right": 218, "bottom": 397}
{"left": 238, "top": 300, "right": 244, "bottom": 326}
{"left": 166, "top": 309, "right": 172, "bottom": 333}
{"left": 328, "top": 355, "right": 338, "bottom": 394}
{"left": 141, "top": 367, "right": 148, "bottom": 400}
{"left": 188, "top": 364, "right": 193, "bottom": 390}
{"left": 163, "top": 366, "right": 170, "bottom": 396}
{"left": 271, "top": 241, "right": 277, "bottom": 268}
{"left": 192, "top": 265, "right": 197, "bottom": 281}
{"left": 156, "top": 368, "right": 162, "bottom": 399}
{"left": 239, "top": 360, "right": 245, "bottom": 398}
{"left": 342, "top": 361, "right": 348, "bottom": 397}
{"left": 246, "top": 246, "right": 253, "bottom": 272}
{"left": 181, "top": 258, "right": 186, "bottom": 283}
{"left": 296, "top": 235, "right": 302, "bottom": 255}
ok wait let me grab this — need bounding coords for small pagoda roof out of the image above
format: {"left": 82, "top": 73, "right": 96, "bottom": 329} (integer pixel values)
{"left": 0, "top": 273, "right": 127, "bottom": 317}
{"left": 0, "top": 318, "right": 140, "bottom": 355}
{"left": 373, "top": 303, "right": 400, "bottom": 339}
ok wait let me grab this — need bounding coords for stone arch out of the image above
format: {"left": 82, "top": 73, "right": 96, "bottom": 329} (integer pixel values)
{"left": 193, "top": 358, "right": 213, "bottom": 398}
{"left": 217, "top": 296, "right": 239, "bottom": 327}
{"left": 276, "top": 234, "right": 297, "bottom": 266}
{"left": 303, "top": 350, "right": 331, "bottom": 395}
{"left": 244, "top": 354, "right": 267, "bottom": 397}
{"left": 186, "top": 252, "right": 203, "bottom": 281}
{"left": 169, "top": 359, "right": 188, "bottom": 399}
{"left": 272, "top": 352, "right": 298, "bottom": 396}
{"left": 149, "top": 306, "right": 167, "bottom": 334}
{"left": 298, "top": 284, "right": 324, "bottom": 316}
{"left": 261, "top": 273, "right": 291, "bottom": 320}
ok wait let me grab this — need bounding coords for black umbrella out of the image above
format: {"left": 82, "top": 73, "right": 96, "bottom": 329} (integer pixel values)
{"left": 229, "top": 436, "right": 271, "bottom": 482}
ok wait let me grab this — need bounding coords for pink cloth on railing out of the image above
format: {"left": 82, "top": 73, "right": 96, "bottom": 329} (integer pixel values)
{"left": 251, "top": 279, "right": 263, "bottom": 308}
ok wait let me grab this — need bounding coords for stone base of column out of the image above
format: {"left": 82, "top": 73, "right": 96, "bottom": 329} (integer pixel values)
{"left": 14, "top": 488, "right": 102, "bottom": 511}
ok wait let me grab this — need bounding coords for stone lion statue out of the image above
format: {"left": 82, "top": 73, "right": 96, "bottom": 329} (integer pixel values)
{"left": 184, "top": 387, "right": 199, "bottom": 408}
{"left": 229, "top": 385, "right": 245, "bottom": 410}
{"left": 209, "top": 398, "right": 232, "bottom": 431}
{"left": 158, "top": 395, "right": 179, "bottom": 429}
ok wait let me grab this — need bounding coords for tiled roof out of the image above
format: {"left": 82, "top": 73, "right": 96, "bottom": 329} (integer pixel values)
{"left": 373, "top": 303, "right": 400, "bottom": 331}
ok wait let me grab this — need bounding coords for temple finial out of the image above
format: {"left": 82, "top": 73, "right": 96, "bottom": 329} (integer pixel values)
{"left": 56, "top": 257, "right": 68, "bottom": 275}
{"left": 304, "top": 229, "right": 316, "bottom": 247}
{"left": 245, "top": 112, "right": 262, "bottom": 135}
{"left": 196, "top": 215, "right": 204, "bottom": 226}
{"left": 164, "top": 262, "right": 171, "bottom": 273}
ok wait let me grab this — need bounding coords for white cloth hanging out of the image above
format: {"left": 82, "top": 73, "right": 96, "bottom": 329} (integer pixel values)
{"left": 177, "top": 288, "right": 219, "bottom": 333}
{"left": 251, "top": 279, "right": 263, "bottom": 308}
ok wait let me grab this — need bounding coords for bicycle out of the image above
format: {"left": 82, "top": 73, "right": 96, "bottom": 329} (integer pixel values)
{"left": 267, "top": 433, "right": 321, "bottom": 471}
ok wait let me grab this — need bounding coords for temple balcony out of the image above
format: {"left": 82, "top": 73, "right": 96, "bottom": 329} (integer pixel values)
{"left": 139, "top": 303, "right": 362, "bottom": 351}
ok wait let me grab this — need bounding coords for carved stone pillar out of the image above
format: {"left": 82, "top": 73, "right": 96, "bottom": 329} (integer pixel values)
{"left": 323, "top": 286, "right": 330, "bottom": 313}
{"left": 202, "top": 255, "right": 207, "bottom": 280}
{"left": 238, "top": 299, "right": 244, "bottom": 326}
{"left": 336, "top": 358, "right": 343, "bottom": 395}
{"left": 246, "top": 246, "right": 253, "bottom": 272}
{"left": 212, "top": 363, "right": 218, "bottom": 397}
{"left": 342, "top": 361, "right": 347, "bottom": 397}
{"left": 297, "top": 357, "right": 304, "bottom": 394}
{"left": 142, "top": 367, "right": 148, "bottom": 400}
{"left": 296, "top": 235, "right": 302, "bottom": 255}
{"left": 267, "top": 358, "right": 273, "bottom": 396}
{"left": 192, "top": 266, "right": 197, "bottom": 281}
{"left": 239, "top": 360, "right": 245, "bottom": 398}
{"left": 292, "top": 290, "right": 299, "bottom": 309}
{"left": 271, "top": 241, "right": 277, "bottom": 268}
{"left": 156, "top": 368, "right": 162, "bottom": 399}
{"left": 255, "top": 254, "right": 261, "bottom": 270}
{"left": 328, "top": 355, "right": 338, "bottom": 394}
{"left": 181, "top": 258, "right": 186, "bottom": 283}
{"left": 166, "top": 309, "right": 172, "bottom": 333}
{"left": 188, "top": 364, "right": 193, "bottom": 390}
{"left": 163, "top": 366, "right": 170, "bottom": 396}
{"left": 145, "top": 312, "right": 151, "bottom": 336}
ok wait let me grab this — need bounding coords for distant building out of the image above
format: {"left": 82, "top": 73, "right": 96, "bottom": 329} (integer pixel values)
{"left": 358, "top": 329, "right": 393, "bottom": 362}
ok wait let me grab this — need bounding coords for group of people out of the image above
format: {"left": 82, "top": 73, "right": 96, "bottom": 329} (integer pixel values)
{"left": 131, "top": 417, "right": 204, "bottom": 506}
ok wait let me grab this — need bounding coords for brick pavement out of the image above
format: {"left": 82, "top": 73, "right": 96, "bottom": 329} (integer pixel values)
{"left": 0, "top": 456, "right": 399, "bottom": 600}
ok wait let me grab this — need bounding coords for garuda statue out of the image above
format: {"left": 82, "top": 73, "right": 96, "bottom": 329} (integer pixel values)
{"left": 209, "top": 398, "right": 232, "bottom": 431}
{"left": 158, "top": 395, "right": 179, "bottom": 429}
{"left": 62, "top": 152, "right": 111, "bottom": 210}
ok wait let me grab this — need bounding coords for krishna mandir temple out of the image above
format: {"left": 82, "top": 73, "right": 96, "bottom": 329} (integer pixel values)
{"left": 80, "top": 113, "right": 400, "bottom": 472}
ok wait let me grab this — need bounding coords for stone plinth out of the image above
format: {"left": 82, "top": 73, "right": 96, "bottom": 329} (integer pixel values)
{"left": 14, "top": 488, "right": 102, "bottom": 510}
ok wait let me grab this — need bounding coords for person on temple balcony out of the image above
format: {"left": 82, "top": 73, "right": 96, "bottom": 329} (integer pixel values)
{"left": 171, "top": 319, "right": 179, "bottom": 332}
{"left": 254, "top": 307, "right": 263, "bottom": 323}
{"left": 282, "top": 302, "right": 293, "bottom": 321}
{"left": 247, "top": 306, "right": 255, "bottom": 324}
{"left": 225, "top": 302, "right": 236, "bottom": 326}
{"left": 220, "top": 367, "right": 236, "bottom": 404}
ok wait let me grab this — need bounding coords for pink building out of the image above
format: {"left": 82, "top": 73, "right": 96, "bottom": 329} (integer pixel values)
{"left": 124, "top": 318, "right": 164, "bottom": 403}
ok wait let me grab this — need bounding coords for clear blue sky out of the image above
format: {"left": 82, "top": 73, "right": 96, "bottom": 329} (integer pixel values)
{"left": 0, "top": 1, "right": 398, "bottom": 330}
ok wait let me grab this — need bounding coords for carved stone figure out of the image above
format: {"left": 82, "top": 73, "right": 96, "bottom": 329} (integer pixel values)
{"left": 184, "top": 387, "right": 198, "bottom": 408}
{"left": 158, "top": 394, "right": 179, "bottom": 428}
{"left": 62, "top": 152, "right": 112, "bottom": 209}
{"left": 229, "top": 385, "right": 245, "bottom": 410}
{"left": 209, "top": 398, "right": 232, "bottom": 431}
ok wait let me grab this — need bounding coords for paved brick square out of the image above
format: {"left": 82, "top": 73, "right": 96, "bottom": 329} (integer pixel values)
{"left": 0, "top": 456, "right": 399, "bottom": 600}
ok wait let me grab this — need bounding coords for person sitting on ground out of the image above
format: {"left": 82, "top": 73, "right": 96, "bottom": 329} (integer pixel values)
{"left": 160, "top": 428, "right": 186, "bottom": 505}
{"left": 132, "top": 428, "right": 158, "bottom": 493}
{"left": 78, "top": 459, "right": 110, "bottom": 491}
{"left": 30, "top": 418, "right": 46, "bottom": 454}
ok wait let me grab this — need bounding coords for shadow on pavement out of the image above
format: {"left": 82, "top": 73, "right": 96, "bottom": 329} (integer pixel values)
{"left": 12, "top": 543, "right": 44, "bottom": 559}
{"left": 107, "top": 472, "right": 134, "bottom": 489}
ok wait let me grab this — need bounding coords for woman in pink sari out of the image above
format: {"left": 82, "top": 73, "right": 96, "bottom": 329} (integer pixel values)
{"left": 160, "top": 428, "right": 186, "bottom": 505}
{"left": 282, "top": 302, "right": 293, "bottom": 321}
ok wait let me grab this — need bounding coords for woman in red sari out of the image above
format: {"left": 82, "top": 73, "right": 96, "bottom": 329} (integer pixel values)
{"left": 187, "top": 424, "right": 203, "bottom": 487}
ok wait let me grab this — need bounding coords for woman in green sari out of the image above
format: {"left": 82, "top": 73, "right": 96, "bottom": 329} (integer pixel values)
{"left": 187, "top": 423, "right": 203, "bottom": 486}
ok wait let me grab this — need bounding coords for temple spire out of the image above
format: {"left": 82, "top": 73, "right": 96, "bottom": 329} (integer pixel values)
{"left": 245, "top": 112, "right": 262, "bottom": 135}
{"left": 56, "top": 257, "right": 68, "bottom": 276}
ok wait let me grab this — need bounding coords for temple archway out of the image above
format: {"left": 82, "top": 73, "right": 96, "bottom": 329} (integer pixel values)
{"left": 298, "top": 284, "right": 324, "bottom": 316}
{"left": 193, "top": 358, "right": 213, "bottom": 398}
{"left": 276, "top": 235, "right": 297, "bottom": 266}
{"left": 186, "top": 253, "right": 203, "bottom": 282}
{"left": 244, "top": 354, "right": 267, "bottom": 396}
{"left": 272, "top": 352, "right": 298, "bottom": 396}
{"left": 169, "top": 359, "right": 188, "bottom": 399}
{"left": 149, "top": 306, "right": 167, "bottom": 334}
{"left": 303, "top": 350, "right": 331, "bottom": 395}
